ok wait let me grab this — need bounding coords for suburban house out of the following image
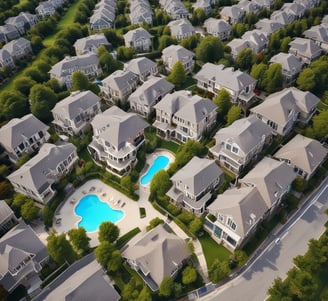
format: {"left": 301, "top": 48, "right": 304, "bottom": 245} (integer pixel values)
{"left": 206, "top": 157, "right": 296, "bottom": 250}
{"left": 206, "top": 185, "right": 268, "bottom": 250}
{"left": 129, "top": 0, "right": 153, "bottom": 25}
{"left": 294, "top": 0, "right": 320, "bottom": 9}
{"left": 101, "top": 70, "right": 139, "bottom": 103}
{"left": 303, "top": 24, "right": 328, "bottom": 52}
{"left": 236, "top": 0, "right": 261, "bottom": 14}
{"left": 2, "top": 37, "right": 32, "bottom": 61}
{"left": 153, "top": 90, "right": 217, "bottom": 142}
{"left": 220, "top": 5, "right": 245, "bottom": 24}
{"left": 192, "top": 0, "right": 212, "bottom": 15}
{"left": 122, "top": 224, "right": 190, "bottom": 291}
{"left": 74, "top": 33, "right": 110, "bottom": 55}
{"left": 123, "top": 28, "right": 152, "bottom": 52}
{"left": 124, "top": 57, "right": 158, "bottom": 82}
{"left": 0, "top": 219, "right": 49, "bottom": 295}
{"left": 33, "top": 254, "right": 120, "bottom": 301}
{"left": 0, "top": 114, "right": 50, "bottom": 164}
{"left": 210, "top": 115, "right": 273, "bottom": 174}
{"left": 35, "top": 1, "right": 56, "bottom": 18}
{"left": 252, "top": 0, "right": 274, "bottom": 9}
{"left": 228, "top": 29, "right": 268, "bottom": 58}
{"left": 0, "top": 48, "right": 15, "bottom": 68}
{"left": 88, "top": 106, "right": 149, "bottom": 176}
{"left": 255, "top": 18, "right": 284, "bottom": 35}
{"left": 159, "top": 0, "right": 189, "bottom": 20}
{"left": 281, "top": 2, "right": 306, "bottom": 21}
{"left": 5, "top": 12, "right": 38, "bottom": 35}
{"left": 194, "top": 62, "right": 257, "bottom": 105}
{"left": 128, "top": 77, "right": 174, "bottom": 117}
{"left": 51, "top": 90, "right": 101, "bottom": 137}
{"left": 167, "top": 157, "right": 223, "bottom": 214}
{"left": 273, "top": 134, "right": 328, "bottom": 180}
{"left": 49, "top": 53, "right": 102, "bottom": 89}
{"left": 168, "top": 19, "right": 195, "bottom": 41}
{"left": 7, "top": 143, "right": 78, "bottom": 205}
{"left": 203, "top": 18, "right": 232, "bottom": 41}
{"left": 0, "top": 24, "right": 20, "bottom": 44}
{"left": 269, "top": 52, "right": 303, "bottom": 83}
{"left": 288, "top": 37, "right": 322, "bottom": 65}
{"left": 270, "top": 10, "right": 291, "bottom": 26}
{"left": 250, "top": 87, "right": 320, "bottom": 136}
{"left": 0, "top": 201, "right": 18, "bottom": 238}
{"left": 90, "top": 0, "right": 117, "bottom": 30}
{"left": 161, "top": 44, "right": 195, "bottom": 74}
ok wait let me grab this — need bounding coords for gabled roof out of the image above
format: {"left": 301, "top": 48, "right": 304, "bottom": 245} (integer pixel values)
{"left": 2, "top": 37, "right": 31, "bottom": 55}
{"left": 250, "top": 87, "right": 319, "bottom": 126}
{"left": 168, "top": 18, "right": 195, "bottom": 37}
{"left": 7, "top": 143, "right": 76, "bottom": 194}
{"left": 0, "top": 114, "right": 48, "bottom": 151}
{"left": 73, "top": 33, "right": 110, "bottom": 54}
{"left": 282, "top": 2, "right": 306, "bottom": 16}
{"left": 128, "top": 77, "right": 174, "bottom": 106}
{"left": 270, "top": 10, "right": 290, "bottom": 25}
{"left": 304, "top": 25, "right": 328, "bottom": 43}
{"left": 0, "top": 219, "right": 48, "bottom": 290}
{"left": 122, "top": 224, "right": 190, "bottom": 289}
{"left": 153, "top": 90, "right": 191, "bottom": 114}
{"left": 288, "top": 37, "right": 322, "bottom": 57}
{"left": 123, "top": 27, "right": 152, "bottom": 43}
{"left": 102, "top": 70, "right": 138, "bottom": 91}
{"left": 221, "top": 5, "right": 244, "bottom": 19}
{"left": 203, "top": 18, "right": 232, "bottom": 33}
{"left": 255, "top": 18, "right": 284, "bottom": 34}
{"left": 125, "top": 57, "right": 157, "bottom": 76}
{"left": 240, "top": 157, "right": 296, "bottom": 207}
{"left": 241, "top": 29, "right": 268, "bottom": 47}
{"left": 0, "top": 201, "right": 14, "bottom": 226}
{"left": 51, "top": 90, "right": 100, "bottom": 120}
{"left": 274, "top": 134, "right": 328, "bottom": 176}
{"left": 269, "top": 52, "right": 303, "bottom": 73}
{"left": 162, "top": 44, "right": 194, "bottom": 62}
{"left": 171, "top": 157, "right": 223, "bottom": 195}
{"left": 194, "top": 62, "right": 256, "bottom": 92}
{"left": 208, "top": 186, "right": 268, "bottom": 238}
{"left": 213, "top": 115, "right": 272, "bottom": 156}
{"left": 91, "top": 106, "right": 149, "bottom": 149}
{"left": 192, "top": 0, "right": 211, "bottom": 10}
{"left": 322, "top": 15, "right": 328, "bottom": 24}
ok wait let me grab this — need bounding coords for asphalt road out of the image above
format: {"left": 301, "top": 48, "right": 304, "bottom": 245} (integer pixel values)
{"left": 200, "top": 177, "right": 328, "bottom": 301}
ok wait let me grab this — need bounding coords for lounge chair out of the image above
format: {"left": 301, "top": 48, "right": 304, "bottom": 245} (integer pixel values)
{"left": 121, "top": 202, "right": 125, "bottom": 208}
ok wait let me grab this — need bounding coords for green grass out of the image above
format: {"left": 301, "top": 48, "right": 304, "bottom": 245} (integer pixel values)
{"left": 199, "top": 231, "right": 231, "bottom": 269}
{"left": 116, "top": 227, "right": 141, "bottom": 249}
{"left": 158, "top": 139, "right": 179, "bottom": 153}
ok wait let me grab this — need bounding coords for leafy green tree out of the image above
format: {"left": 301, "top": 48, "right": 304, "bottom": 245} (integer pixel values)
{"left": 268, "top": 277, "right": 292, "bottom": 301}
{"left": 47, "top": 232, "right": 77, "bottom": 264}
{"left": 107, "top": 249, "right": 122, "bottom": 272}
{"left": 13, "top": 77, "right": 36, "bottom": 96}
{"left": 209, "top": 259, "right": 231, "bottom": 283}
{"left": 226, "top": 105, "right": 241, "bottom": 126}
{"left": 98, "top": 221, "right": 120, "bottom": 243}
{"left": 146, "top": 217, "right": 164, "bottom": 231}
{"left": 12, "top": 194, "right": 28, "bottom": 216}
{"left": 292, "top": 177, "right": 308, "bottom": 193}
{"left": 23, "top": 67, "right": 45, "bottom": 83}
{"left": 95, "top": 241, "right": 114, "bottom": 267}
{"left": 263, "top": 63, "right": 283, "bottom": 93}
{"left": 67, "top": 227, "right": 91, "bottom": 256}
{"left": 196, "top": 36, "right": 224, "bottom": 63}
{"left": 29, "top": 84, "right": 57, "bottom": 122}
{"left": 191, "top": 8, "right": 206, "bottom": 25}
{"left": 180, "top": 34, "right": 199, "bottom": 51}
{"left": 20, "top": 199, "right": 39, "bottom": 222}
{"left": 122, "top": 278, "right": 140, "bottom": 301}
{"left": 159, "top": 276, "right": 174, "bottom": 297}
{"left": 309, "top": 109, "right": 328, "bottom": 140}
{"left": 235, "top": 48, "right": 255, "bottom": 71}
{"left": 15, "top": 153, "right": 30, "bottom": 168}
{"left": 71, "top": 71, "right": 89, "bottom": 91}
{"left": 214, "top": 88, "right": 232, "bottom": 117}
{"left": 0, "top": 284, "right": 8, "bottom": 301}
{"left": 232, "top": 250, "right": 248, "bottom": 267}
{"left": 0, "top": 181, "right": 12, "bottom": 199}
{"left": 138, "top": 286, "right": 152, "bottom": 301}
{"left": 117, "top": 46, "right": 135, "bottom": 61}
{"left": 158, "top": 35, "right": 177, "bottom": 51}
{"left": 288, "top": 268, "right": 318, "bottom": 301}
{"left": 167, "top": 61, "right": 187, "bottom": 90}
{"left": 120, "top": 175, "right": 134, "bottom": 192}
{"left": 189, "top": 217, "right": 203, "bottom": 236}
{"left": 150, "top": 170, "right": 171, "bottom": 200}
{"left": 232, "top": 23, "right": 248, "bottom": 38}
{"left": 0, "top": 91, "right": 28, "bottom": 121}
{"left": 280, "top": 36, "right": 291, "bottom": 52}
{"left": 250, "top": 63, "right": 267, "bottom": 90}
{"left": 182, "top": 266, "right": 197, "bottom": 285}
{"left": 296, "top": 68, "right": 316, "bottom": 92}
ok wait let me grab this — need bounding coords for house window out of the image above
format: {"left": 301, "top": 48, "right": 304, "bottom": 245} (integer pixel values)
{"left": 226, "top": 144, "right": 231, "bottom": 151}
{"left": 227, "top": 217, "right": 237, "bottom": 231}
{"left": 39, "top": 131, "right": 44, "bottom": 138}
{"left": 232, "top": 146, "right": 238, "bottom": 154}
{"left": 218, "top": 214, "right": 224, "bottom": 223}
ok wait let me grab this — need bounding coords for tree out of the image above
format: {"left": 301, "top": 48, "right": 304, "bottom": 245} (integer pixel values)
{"left": 232, "top": 23, "right": 248, "bottom": 38}
{"left": 98, "top": 222, "right": 120, "bottom": 243}
{"left": 20, "top": 199, "right": 39, "bottom": 222}
{"left": 29, "top": 84, "right": 57, "bottom": 122}
{"left": 0, "top": 181, "right": 12, "bottom": 200}
{"left": 309, "top": 109, "right": 328, "bottom": 140}
{"left": 232, "top": 250, "right": 248, "bottom": 267}
{"left": 182, "top": 266, "right": 197, "bottom": 285}
{"left": 180, "top": 34, "right": 199, "bottom": 51}
{"left": 167, "top": 61, "right": 187, "bottom": 90}
{"left": 47, "top": 232, "right": 77, "bottom": 264}
{"left": 268, "top": 277, "right": 292, "bottom": 301}
{"left": 214, "top": 88, "right": 232, "bottom": 117}
{"left": 95, "top": 241, "right": 114, "bottom": 267}
{"left": 107, "top": 249, "right": 122, "bottom": 272}
{"left": 0, "top": 284, "right": 8, "bottom": 301}
{"left": 280, "top": 36, "right": 291, "bottom": 52}
{"left": 99, "top": 50, "right": 120, "bottom": 75}
{"left": 235, "top": 48, "right": 254, "bottom": 71}
{"left": 196, "top": 36, "right": 224, "bottom": 63}
{"left": 158, "top": 35, "right": 177, "bottom": 51}
{"left": 150, "top": 170, "right": 171, "bottom": 200}
{"left": 0, "top": 91, "right": 28, "bottom": 121}
{"left": 116, "top": 46, "right": 135, "bottom": 61}
{"left": 138, "top": 286, "right": 152, "bottom": 301}
{"left": 263, "top": 63, "right": 283, "bottom": 93}
{"left": 191, "top": 8, "right": 206, "bottom": 25}
{"left": 122, "top": 278, "right": 140, "bottom": 301}
{"left": 296, "top": 68, "right": 316, "bottom": 92}
{"left": 13, "top": 77, "right": 36, "bottom": 96}
{"left": 68, "top": 227, "right": 91, "bottom": 256}
{"left": 250, "top": 63, "right": 267, "bottom": 90}
{"left": 189, "top": 217, "right": 203, "bottom": 236}
{"left": 71, "top": 71, "right": 89, "bottom": 91}
{"left": 226, "top": 105, "right": 241, "bottom": 126}
{"left": 120, "top": 175, "right": 134, "bottom": 192}
{"left": 292, "top": 177, "right": 308, "bottom": 193}
{"left": 159, "top": 276, "right": 174, "bottom": 297}
{"left": 209, "top": 259, "right": 231, "bottom": 283}
{"left": 146, "top": 217, "right": 164, "bottom": 231}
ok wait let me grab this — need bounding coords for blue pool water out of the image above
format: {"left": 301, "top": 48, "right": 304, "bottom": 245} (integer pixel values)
{"left": 75, "top": 194, "right": 124, "bottom": 232}
{"left": 140, "top": 155, "right": 170, "bottom": 185}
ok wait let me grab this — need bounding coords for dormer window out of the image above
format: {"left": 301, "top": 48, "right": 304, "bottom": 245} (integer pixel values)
{"left": 227, "top": 217, "right": 237, "bottom": 230}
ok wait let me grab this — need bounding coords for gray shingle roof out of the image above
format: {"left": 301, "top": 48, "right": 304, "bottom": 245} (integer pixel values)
{"left": 102, "top": 69, "right": 138, "bottom": 90}
{"left": 0, "top": 201, "right": 14, "bottom": 227}
{"left": 73, "top": 33, "right": 110, "bottom": 55}
{"left": 269, "top": 52, "right": 303, "bottom": 73}
{"left": 162, "top": 44, "right": 194, "bottom": 63}
{"left": 204, "top": 18, "right": 232, "bottom": 34}
{"left": 288, "top": 37, "right": 322, "bottom": 58}
{"left": 304, "top": 25, "right": 328, "bottom": 43}
{"left": 123, "top": 27, "right": 152, "bottom": 43}
{"left": 168, "top": 18, "right": 195, "bottom": 37}
{"left": 125, "top": 57, "right": 157, "bottom": 76}
{"left": 255, "top": 18, "right": 284, "bottom": 34}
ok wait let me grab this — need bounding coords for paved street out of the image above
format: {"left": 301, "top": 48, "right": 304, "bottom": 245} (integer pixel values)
{"left": 200, "top": 177, "right": 328, "bottom": 301}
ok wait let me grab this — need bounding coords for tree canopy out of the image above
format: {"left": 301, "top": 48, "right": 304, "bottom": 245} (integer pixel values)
{"left": 182, "top": 266, "right": 197, "bottom": 285}
{"left": 67, "top": 227, "right": 91, "bottom": 256}
{"left": 0, "top": 91, "right": 28, "bottom": 121}
{"left": 196, "top": 36, "right": 224, "bottom": 63}
{"left": 159, "top": 276, "right": 174, "bottom": 297}
{"left": 167, "top": 61, "right": 187, "bottom": 90}
{"left": 47, "top": 232, "right": 77, "bottom": 264}
{"left": 214, "top": 88, "right": 232, "bottom": 118}
{"left": 98, "top": 221, "right": 120, "bottom": 243}
{"left": 226, "top": 105, "right": 242, "bottom": 126}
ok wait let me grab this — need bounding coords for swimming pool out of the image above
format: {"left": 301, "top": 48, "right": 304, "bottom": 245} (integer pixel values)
{"left": 74, "top": 194, "right": 124, "bottom": 232}
{"left": 140, "top": 155, "right": 170, "bottom": 185}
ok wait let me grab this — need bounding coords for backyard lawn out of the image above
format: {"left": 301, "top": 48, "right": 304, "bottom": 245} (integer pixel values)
{"left": 198, "top": 231, "right": 231, "bottom": 269}
{"left": 158, "top": 139, "right": 179, "bottom": 154}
